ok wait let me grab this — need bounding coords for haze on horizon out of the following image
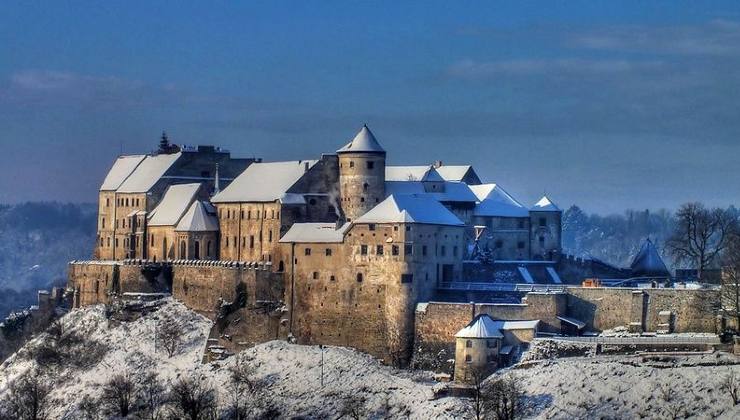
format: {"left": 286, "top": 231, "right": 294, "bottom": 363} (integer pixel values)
{"left": 1, "top": 1, "right": 739, "bottom": 214}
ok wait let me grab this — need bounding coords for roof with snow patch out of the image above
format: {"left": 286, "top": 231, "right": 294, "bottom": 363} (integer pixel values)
{"left": 100, "top": 155, "right": 147, "bottom": 191}
{"left": 336, "top": 125, "right": 385, "bottom": 154}
{"left": 630, "top": 239, "right": 670, "bottom": 278}
{"left": 355, "top": 194, "right": 464, "bottom": 226}
{"left": 175, "top": 201, "right": 219, "bottom": 232}
{"left": 531, "top": 195, "right": 561, "bottom": 212}
{"left": 384, "top": 181, "right": 478, "bottom": 203}
{"left": 211, "top": 160, "right": 318, "bottom": 203}
{"left": 434, "top": 165, "right": 476, "bottom": 183}
{"left": 147, "top": 183, "right": 201, "bottom": 226}
{"left": 279, "top": 222, "right": 351, "bottom": 243}
{"left": 470, "top": 184, "right": 529, "bottom": 217}
{"left": 455, "top": 314, "right": 540, "bottom": 338}
{"left": 385, "top": 166, "right": 444, "bottom": 182}
{"left": 117, "top": 153, "right": 182, "bottom": 193}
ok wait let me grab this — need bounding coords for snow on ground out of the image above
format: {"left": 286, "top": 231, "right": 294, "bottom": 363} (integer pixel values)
{"left": 508, "top": 339, "right": 740, "bottom": 419}
{"left": 0, "top": 298, "right": 467, "bottom": 419}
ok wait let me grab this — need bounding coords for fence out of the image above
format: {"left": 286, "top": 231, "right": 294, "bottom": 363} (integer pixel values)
{"left": 546, "top": 335, "right": 722, "bottom": 346}
{"left": 438, "top": 282, "right": 566, "bottom": 293}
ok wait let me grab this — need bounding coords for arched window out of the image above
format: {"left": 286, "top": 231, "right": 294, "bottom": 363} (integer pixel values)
{"left": 363, "top": 183, "right": 368, "bottom": 192}
{"left": 466, "top": 340, "right": 473, "bottom": 348}
{"left": 465, "top": 354, "right": 472, "bottom": 362}
{"left": 180, "top": 241, "right": 187, "bottom": 259}
{"left": 356, "top": 273, "right": 363, "bottom": 283}
{"left": 278, "top": 261, "right": 285, "bottom": 272}
{"left": 206, "top": 241, "right": 212, "bottom": 257}
{"left": 162, "top": 238, "right": 167, "bottom": 260}
{"left": 193, "top": 241, "right": 200, "bottom": 260}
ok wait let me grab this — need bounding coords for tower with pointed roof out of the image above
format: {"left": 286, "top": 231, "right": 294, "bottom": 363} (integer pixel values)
{"left": 529, "top": 195, "right": 562, "bottom": 261}
{"left": 337, "top": 125, "right": 386, "bottom": 221}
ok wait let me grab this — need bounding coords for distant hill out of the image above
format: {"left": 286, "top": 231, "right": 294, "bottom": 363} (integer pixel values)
{"left": 0, "top": 202, "right": 96, "bottom": 317}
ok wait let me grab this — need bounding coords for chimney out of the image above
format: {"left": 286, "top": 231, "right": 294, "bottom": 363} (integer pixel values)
{"left": 214, "top": 163, "right": 221, "bottom": 194}
{"left": 433, "top": 160, "right": 443, "bottom": 168}
{"left": 304, "top": 161, "right": 310, "bottom": 172}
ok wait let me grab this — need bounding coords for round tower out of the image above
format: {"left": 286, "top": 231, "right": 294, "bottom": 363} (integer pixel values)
{"left": 337, "top": 125, "right": 386, "bottom": 221}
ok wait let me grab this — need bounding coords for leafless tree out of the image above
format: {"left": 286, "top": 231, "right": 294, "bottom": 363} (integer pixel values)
{"left": 721, "top": 370, "right": 740, "bottom": 406}
{"left": 667, "top": 202, "right": 737, "bottom": 281}
{"left": 468, "top": 370, "right": 524, "bottom": 420}
{"left": 658, "top": 383, "right": 687, "bottom": 420}
{"left": 226, "top": 353, "right": 257, "bottom": 420}
{"left": 138, "top": 370, "right": 166, "bottom": 420}
{"left": 102, "top": 372, "right": 135, "bottom": 417}
{"left": 3, "top": 370, "right": 52, "bottom": 420}
{"left": 721, "top": 234, "right": 740, "bottom": 330}
{"left": 339, "top": 393, "right": 368, "bottom": 420}
{"left": 77, "top": 395, "right": 99, "bottom": 420}
{"left": 168, "top": 374, "right": 218, "bottom": 420}
{"left": 158, "top": 317, "right": 182, "bottom": 358}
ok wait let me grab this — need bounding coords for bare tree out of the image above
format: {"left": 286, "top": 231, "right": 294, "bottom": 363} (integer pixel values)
{"left": 168, "top": 374, "right": 217, "bottom": 420}
{"left": 138, "top": 370, "right": 166, "bottom": 420}
{"left": 667, "top": 202, "right": 736, "bottom": 281}
{"left": 4, "top": 370, "right": 52, "bottom": 420}
{"left": 721, "top": 370, "right": 740, "bottom": 406}
{"left": 77, "top": 395, "right": 99, "bottom": 420}
{"left": 482, "top": 375, "right": 524, "bottom": 420}
{"left": 721, "top": 234, "right": 740, "bottom": 330}
{"left": 102, "top": 372, "right": 135, "bottom": 417}
{"left": 226, "top": 353, "right": 257, "bottom": 420}
{"left": 158, "top": 317, "right": 182, "bottom": 358}
{"left": 339, "top": 393, "right": 368, "bottom": 420}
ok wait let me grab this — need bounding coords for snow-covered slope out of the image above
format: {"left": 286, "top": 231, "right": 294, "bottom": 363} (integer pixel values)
{"left": 0, "top": 299, "right": 466, "bottom": 419}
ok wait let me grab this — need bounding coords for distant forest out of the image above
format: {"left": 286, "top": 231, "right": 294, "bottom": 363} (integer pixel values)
{"left": 0, "top": 201, "right": 735, "bottom": 318}
{"left": 0, "top": 202, "right": 96, "bottom": 318}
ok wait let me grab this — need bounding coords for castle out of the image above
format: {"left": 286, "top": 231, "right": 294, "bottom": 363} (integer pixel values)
{"left": 68, "top": 126, "right": 724, "bottom": 370}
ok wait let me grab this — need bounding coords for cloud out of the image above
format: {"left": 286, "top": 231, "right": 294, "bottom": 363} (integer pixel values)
{"left": 447, "top": 58, "right": 663, "bottom": 79}
{"left": 571, "top": 19, "right": 740, "bottom": 56}
{"left": 0, "top": 70, "right": 183, "bottom": 109}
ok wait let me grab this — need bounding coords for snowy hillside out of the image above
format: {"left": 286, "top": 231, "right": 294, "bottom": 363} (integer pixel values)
{"left": 0, "top": 299, "right": 467, "bottom": 419}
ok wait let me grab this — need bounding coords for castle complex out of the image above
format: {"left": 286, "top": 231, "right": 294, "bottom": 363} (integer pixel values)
{"left": 68, "top": 126, "right": 726, "bottom": 371}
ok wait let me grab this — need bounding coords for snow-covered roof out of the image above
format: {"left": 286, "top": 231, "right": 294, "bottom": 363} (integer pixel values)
{"left": 470, "top": 184, "right": 529, "bottom": 217}
{"left": 147, "top": 183, "right": 201, "bottom": 226}
{"left": 384, "top": 181, "right": 478, "bottom": 203}
{"left": 630, "top": 239, "right": 670, "bottom": 278}
{"left": 117, "top": 153, "right": 182, "bottom": 193}
{"left": 175, "top": 201, "right": 219, "bottom": 232}
{"left": 385, "top": 166, "right": 444, "bottom": 182}
{"left": 531, "top": 195, "right": 561, "bottom": 212}
{"left": 100, "top": 155, "right": 146, "bottom": 191}
{"left": 279, "top": 222, "right": 351, "bottom": 243}
{"left": 336, "top": 125, "right": 385, "bottom": 154}
{"left": 435, "top": 165, "right": 475, "bottom": 182}
{"left": 355, "top": 194, "right": 464, "bottom": 226}
{"left": 558, "top": 316, "right": 586, "bottom": 329}
{"left": 211, "top": 160, "right": 318, "bottom": 203}
{"left": 455, "top": 315, "right": 540, "bottom": 339}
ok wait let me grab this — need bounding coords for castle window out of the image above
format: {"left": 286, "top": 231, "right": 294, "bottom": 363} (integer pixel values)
{"left": 487, "top": 340, "right": 496, "bottom": 348}
{"left": 404, "top": 244, "right": 412, "bottom": 255}
{"left": 453, "top": 246, "right": 458, "bottom": 256}
{"left": 263, "top": 210, "right": 267, "bottom": 218}
{"left": 268, "top": 230, "right": 273, "bottom": 242}
{"left": 401, "top": 274, "right": 413, "bottom": 284}
{"left": 309, "top": 199, "right": 316, "bottom": 205}
{"left": 100, "top": 237, "right": 103, "bottom": 246}
{"left": 440, "top": 246, "right": 446, "bottom": 256}
{"left": 368, "top": 224, "right": 375, "bottom": 231}
{"left": 518, "top": 241, "right": 525, "bottom": 249}
{"left": 360, "top": 197, "right": 365, "bottom": 202}
{"left": 225, "top": 236, "right": 229, "bottom": 247}
{"left": 241, "top": 237, "right": 246, "bottom": 247}
{"left": 247, "top": 210, "right": 251, "bottom": 219}
{"left": 106, "top": 198, "right": 110, "bottom": 207}
{"left": 125, "top": 198, "right": 129, "bottom": 206}
{"left": 393, "top": 226, "right": 399, "bottom": 231}
{"left": 330, "top": 275, "right": 336, "bottom": 282}
{"left": 278, "top": 261, "right": 285, "bottom": 272}
{"left": 115, "top": 238, "right": 119, "bottom": 247}
{"left": 151, "top": 234, "right": 154, "bottom": 244}
{"left": 466, "top": 340, "right": 473, "bottom": 348}
{"left": 356, "top": 273, "right": 363, "bottom": 283}
{"left": 518, "top": 219, "right": 525, "bottom": 229}
{"left": 366, "top": 161, "right": 374, "bottom": 169}
{"left": 305, "top": 248, "right": 311, "bottom": 256}
{"left": 376, "top": 245, "right": 383, "bottom": 255}
{"left": 207, "top": 241, "right": 212, "bottom": 257}
{"left": 241, "top": 210, "right": 244, "bottom": 219}
{"left": 539, "top": 236, "right": 545, "bottom": 247}
{"left": 312, "top": 272, "right": 318, "bottom": 279}
{"left": 539, "top": 217, "right": 546, "bottom": 227}
{"left": 392, "top": 245, "right": 399, "bottom": 256}
{"left": 107, "top": 237, "right": 111, "bottom": 247}
{"left": 101, "top": 218, "right": 105, "bottom": 229}
{"left": 422, "top": 245, "right": 428, "bottom": 256}
{"left": 363, "top": 183, "right": 369, "bottom": 192}
{"left": 219, "top": 209, "right": 222, "bottom": 218}
{"left": 360, "top": 245, "right": 368, "bottom": 255}
{"left": 349, "top": 161, "right": 354, "bottom": 168}
{"left": 495, "top": 240, "right": 503, "bottom": 249}
{"left": 136, "top": 199, "right": 140, "bottom": 207}
{"left": 325, "top": 248, "right": 332, "bottom": 256}
{"left": 271, "top": 209, "right": 276, "bottom": 218}
{"left": 233, "top": 236, "right": 237, "bottom": 248}
{"left": 405, "top": 226, "right": 411, "bottom": 232}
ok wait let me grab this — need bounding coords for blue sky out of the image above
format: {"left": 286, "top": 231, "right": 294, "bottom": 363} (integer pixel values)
{"left": 1, "top": 1, "right": 740, "bottom": 213}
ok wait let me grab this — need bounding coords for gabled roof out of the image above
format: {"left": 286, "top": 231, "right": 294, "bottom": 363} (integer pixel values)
{"left": 337, "top": 125, "right": 385, "bottom": 154}
{"left": 630, "top": 239, "right": 670, "bottom": 278}
{"left": 279, "top": 222, "right": 351, "bottom": 243}
{"left": 211, "top": 160, "right": 318, "bottom": 203}
{"left": 385, "top": 166, "right": 444, "bottom": 182}
{"left": 531, "top": 195, "right": 561, "bottom": 212}
{"left": 117, "top": 153, "right": 182, "bottom": 193}
{"left": 100, "top": 155, "right": 146, "bottom": 191}
{"left": 455, "top": 314, "right": 540, "bottom": 338}
{"left": 470, "top": 184, "right": 529, "bottom": 217}
{"left": 175, "top": 201, "right": 219, "bottom": 232}
{"left": 147, "top": 183, "right": 201, "bottom": 226}
{"left": 435, "top": 165, "right": 477, "bottom": 183}
{"left": 384, "top": 181, "right": 478, "bottom": 203}
{"left": 355, "top": 194, "right": 464, "bottom": 226}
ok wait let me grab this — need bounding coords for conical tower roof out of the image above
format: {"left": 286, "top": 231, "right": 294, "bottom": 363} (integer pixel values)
{"left": 630, "top": 238, "right": 670, "bottom": 278}
{"left": 531, "top": 195, "right": 561, "bottom": 212}
{"left": 337, "top": 124, "right": 385, "bottom": 154}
